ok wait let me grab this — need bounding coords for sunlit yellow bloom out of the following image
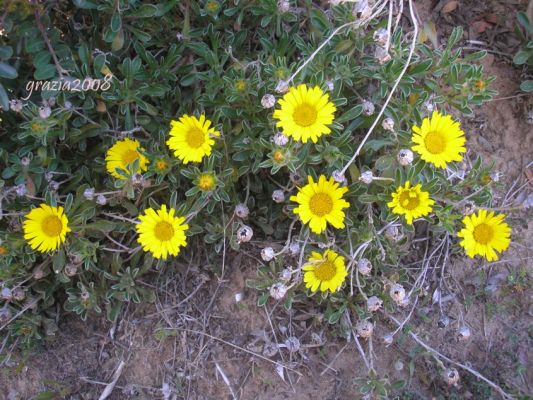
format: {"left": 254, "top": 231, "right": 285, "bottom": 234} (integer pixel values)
{"left": 105, "top": 138, "right": 149, "bottom": 179}
{"left": 457, "top": 209, "right": 511, "bottom": 261}
{"left": 273, "top": 84, "right": 336, "bottom": 143}
{"left": 388, "top": 181, "right": 434, "bottom": 225}
{"left": 411, "top": 111, "right": 466, "bottom": 169}
{"left": 167, "top": 115, "right": 220, "bottom": 164}
{"left": 290, "top": 175, "right": 349, "bottom": 234}
{"left": 303, "top": 250, "right": 347, "bottom": 293}
{"left": 154, "top": 158, "right": 169, "bottom": 173}
{"left": 136, "top": 205, "right": 188, "bottom": 260}
{"left": 23, "top": 204, "right": 71, "bottom": 252}
{"left": 197, "top": 173, "right": 216, "bottom": 192}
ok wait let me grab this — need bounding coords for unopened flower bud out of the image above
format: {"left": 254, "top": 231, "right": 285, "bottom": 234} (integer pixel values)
{"left": 332, "top": 170, "right": 345, "bottom": 184}
{"left": 359, "top": 170, "right": 374, "bottom": 184}
{"left": 382, "top": 117, "right": 394, "bottom": 131}
{"left": 273, "top": 132, "right": 289, "bottom": 146}
{"left": 261, "top": 247, "right": 276, "bottom": 261}
{"left": 15, "top": 184, "right": 27, "bottom": 197}
{"left": 457, "top": 325, "right": 471, "bottom": 341}
{"left": 358, "top": 258, "right": 372, "bottom": 275}
{"left": 9, "top": 99, "right": 23, "bottom": 113}
{"left": 275, "top": 80, "right": 289, "bottom": 93}
{"left": 39, "top": 105, "right": 52, "bottom": 119}
{"left": 12, "top": 287, "right": 25, "bottom": 301}
{"left": 397, "top": 149, "right": 414, "bottom": 166}
{"left": 289, "top": 242, "right": 300, "bottom": 256}
{"left": 277, "top": 0, "right": 290, "bottom": 13}
{"left": 1, "top": 287, "right": 12, "bottom": 301}
{"left": 366, "top": 296, "right": 383, "bottom": 312}
{"left": 284, "top": 336, "right": 300, "bottom": 352}
{"left": 356, "top": 319, "right": 374, "bottom": 338}
{"left": 362, "top": 100, "right": 375, "bottom": 116}
{"left": 83, "top": 187, "right": 96, "bottom": 200}
{"left": 373, "top": 28, "right": 389, "bottom": 45}
{"left": 237, "top": 225, "right": 253, "bottom": 243}
{"left": 96, "top": 194, "right": 107, "bottom": 205}
{"left": 390, "top": 283, "right": 406, "bottom": 303}
{"left": 235, "top": 203, "right": 249, "bottom": 219}
{"left": 272, "top": 190, "right": 285, "bottom": 203}
{"left": 444, "top": 368, "right": 460, "bottom": 386}
{"left": 261, "top": 94, "right": 276, "bottom": 109}
{"left": 270, "top": 282, "right": 288, "bottom": 300}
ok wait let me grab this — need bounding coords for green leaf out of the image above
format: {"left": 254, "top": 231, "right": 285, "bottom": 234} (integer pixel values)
{"left": 0, "top": 62, "right": 17, "bottom": 79}
{"left": 0, "top": 46, "right": 13, "bottom": 60}
{"left": 72, "top": 0, "right": 98, "bottom": 9}
{"left": 520, "top": 80, "right": 533, "bottom": 92}
{"left": 34, "top": 64, "right": 57, "bottom": 80}
{"left": 0, "top": 84, "right": 9, "bottom": 111}
{"left": 513, "top": 50, "right": 530, "bottom": 65}
{"left": 337, "top": 105, "right": 363, "bottom": 123}
{"left": 128, "top": 4, "right": 158, "bottom": 18}
{"left": 517, "top": 12, "right": 533, "bottom": 34}
{"left": 110, "top": 13, "right": 122, "bottom": 32}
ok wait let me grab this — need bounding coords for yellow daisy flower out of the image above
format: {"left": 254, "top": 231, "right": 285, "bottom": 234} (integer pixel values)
{"left": 136, "top": 205, "right": 189, "bottom": 260}
{"left": 303, "top": 249, "right": 347, "bottom": 293}
{"left": 197, "top": 173, "right": 216, "bottom": 192}
{"left": 105, "top": 138, "right": 149, "bottom": 179}
{"left": 273, "top": 84, "right": 336, "bottom": 143}
{"left": 411, "top": 111, "right": 466, "bottom": 169}
{"left": 290, "top": 175, "right": 349, "bottom": 234}
{"left": 23, "top": 204, "right": 71, "bottom": 252}
{"left": 457, "top": 209, "right": 511, "bottom": 261}
{"left": 166, "top": 115, "right": 220, "bottom": 164}
{"left": 388, "top": 181, "right": 434, "bottom": 225}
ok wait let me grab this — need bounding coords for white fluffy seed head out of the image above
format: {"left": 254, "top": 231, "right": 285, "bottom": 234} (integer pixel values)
{"left": 261, "top": 247, "right": 276, "bottom": 261}
{"left": 234, "top": 292, "right": 243, "bottom": 302}
{"left": 397, "top": 149, "right": 414, "bottom": 166}
{"left": 272, "top": 132, "right": 289, "bottom": 146}
{"left": 270, "top": 282, "right": 288, "bottom": 300}
{"left": 457, "top": 325, "right": 471, "bottom": 341}
{"left": 237, "top": 225, "right": 253, "bottom": 243}
{"left": 326, "top": 80, "right": 334, "bottom": 91}
{"left": 385, "top": 225, "right": 401, "bottom": 242}
{"left": 83, "top": 187, "right": 96, "bottom": 200}
{"left": 382, "top": 333, "right": 394, "bottom": 346}
{"left": 9, "top": 99, "right": 23, "bottom": 112}
{"left": 382, "top": 117, "right": 394, "bottom": 131}
{"left": 332, "top": 170, "right": 346, "bottom": 184}
{"left": 12, "top": 287, "right": 25, "bottom": 301}
{"left": 96, "top": 194, "right": 107, "bottom": 205}
{"left": 284, "top": 336, "right": 300, "bottom": 352}
{"left": 390, "top": 283, "right": 406, "bottom": 303}
{"left": 356, "top": 319, "right": 374, "bottom": 338}
{"left": 359, "top": 170, "right": 374, "bottom": 184}
{"left": 373, "top": 27, "right": 389, "bottom": 45}
{"left": 277, "top": 0, "right": 290, "bottom": 13}
{"left": 1, "top": 287, "right": 12, "bottom": 301}
{"left": 234, "top": 203, "right": 249, "bottom": 219}
{"left": 366, "top": 296, "right": 383, "bottom": 312}
{"left": 357, "top": 258, "right": 372, "bottom": 275}
{"left": 272, "top": 190, "right": 285, "bottom": 203}
{"left": 261, "top": 94, "right": 276, "bottom": 109}
{"left": 362, "top": 99, "right": 375, "bottom": 116}
{"left": 15, "top": 184, "right": 27, "bottom": 197}
{"left": 275, "top": 80, "right": 289, "bottom": 93}
{"left": 374, "top": 46, "right": 391, "bottom": 64}
{"left": 39, "top": 105, "right": 52, "bottom": 119}
{"left": 422, "top": 100, "right": 434, "bottom": 113}
{"left": 21, "top": 157, "right": 30, "bottom": 167}
{"left": 280, "top": 268, "right": 292, "bottom": 282}
{"left": 444, "top": 368, "right": 460, "bottom": 385}
{"left": 289, "top": 242, "right": 300, "bottom": 256}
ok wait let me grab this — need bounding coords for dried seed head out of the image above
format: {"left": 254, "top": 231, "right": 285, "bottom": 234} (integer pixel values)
{"left": 1, "top": 287, "right": 12, "bottom": 301}
{"left": 374, "top": 46, "right": 391, "bottom": 64}
{"left": 12, "top": 287, "right": 25, "bottom": 301}
{"left": 21, "top": 157, "right": 31, "bottom": 167}
{"left": 263, "top": 342, "right": 278, "bottom": 357}
{"left": 237, "top": 225, "right": 253, "bottom": 243}
{"left": 272, "top": 132, "right": 289, "bottom": 146}
{"left": 284, "top": 336, "right": 300, "bottom": 352}
{"left": 390, "top": 283, "right": 406, "bottom": 303}
{"left": 49, "top": 180, "right": 60, "bottom": 191}
{"left": 261, "top": 247, "right": 276, "bottom": 262}
{"left": 9, "top": 99, "right": 23, "bottom": 113}
{"left": 382, "top": 333, "right": 394, "bottom": 346}
{"left": 457, "top": 325, "right": 471, "bottom": 341}
{"left": 355, "top": 319, "right": 374, "bottom": 338}
{"left": 366, "top": 296, "right": 383, "bottom": 312}
{"left": 64, "top": 263, "right": 78, "bottom": 277}
{"left": 272, "top": 190, "right": 285, "bottom": 203}
{"left": 490, "top": 171, "right": 501, "bottom": 182}
{"left": 71, "top": 253, "right": 84, "bottom": 264}
{"left": 0, "top": 308, "right": 11, "bottom": 324}
{"left": 382, "top": 117, "right": 394, "bottom": 131}
{"left": 353, "top": 0, "right": 371, "bottom": 19}
{"left": 280, "top": 268, "right": 292, "bottom": 282}
{"left": 526, "top": 110, "right": 533, "bottom": 125}
{"left": 385, "top": 225, "right": 401, "bottom": 242}
{"left": 394, "top": 359, "right": 404, "bottom": 371}
{"left": 131, "top": 173, "right": 144, "bottom": 186}
{"left": 397, "top": 149, "right": 414, "bottom": 166}
{"left": 460, "top": 200, "right": 476, "bottom": 216}
{"left": 289, "top": 172, "right": 303, "bottom": 184}
{"left": 270, "top": 282, "right": 288, "bottom": 300}
{"left": 332, "top": 170, "right": 346, "bottom": 184}
{"left": 325, "top": 80, "right": 334, "bottom": 91}
{"left": 373, "top": 27, "right": 389, "bottom": 45}
{"left": 64, "top": 100, "right": 73, "bottom": 109}
{"left": 83, "top": 187, "right": 96, "bottom": 200}
{"left": 39, "top": 105, "right": 52, "bottom": 119}
{"left": 357, "top": 258, "right": 372, "bottom": 275}
{"left": 362, "top": 99, "right": 375, "bottom": 116}
{"left": 261, "top": 94, "right": 276, "bottom": 109}
{"left": 438, "top": 315, "right": 450, "bottom": 328}
{"left": 15, "top": 184, "right": 27, "bottom": 197}
{"left": 45, "top": 97, "right": 56, "bottom": 107}
{"left": 277, "top": 0, "right": 290, "bottom": 13}
{"left": 359, "top": 170, "right": 374, "bottom": 184}
{"left": 444, "top": 368, "right": 460, "bottom": 386}
{"left": 422, "top": 100, "right": 434, "bottom": 113}
{"left": 289, "top": 242, "right": 300, "bottom": 256}
{"left": 235, "top": 203, "right": 249, "bottom": 219}
{"left": 33, "top": 268, "right": 45, "bottom": 280}
{"left": 96, "top": 194, "right": 107, "bottom": 205}
{"left": 275, "top": 80, "right": 289, "bottom": 93}
{"left": 234, "top": 292, "right": 243, "bottom": 302}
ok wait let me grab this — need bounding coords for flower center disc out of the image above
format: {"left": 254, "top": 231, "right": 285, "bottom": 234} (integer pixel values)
{"left": 156, "top": 160, "right": 167, "bottom": 171}
{"left": 473, "top": 223, "right": 493, "bottom": 244}
{"left": 198, "top": 175, "right": 214, "bottom": 190}
{"left": 293, "top": 103, "right": 318, "bottom": 127}
{"left": 122, "top": 149, "right": 139, "bottom": 165}
{"left": 309, "top": 193, "right": 333, "bottom": 216}
{"left": 399, "top": 190, "right": 420, "bottom": 210}
{"left": 42, "top": 216, "right": 63, "bottom": 237}
{"left": 424, "top": 131, "right": 446, "bottom": 154}
{"left": 154, "top": 221, "right": 174, "bottom": 241}
{"left": 314, "top": 260, "right": 336, "bottom": 281}
{"left": 186, "top": 128, "right": 206, "bottom": 148}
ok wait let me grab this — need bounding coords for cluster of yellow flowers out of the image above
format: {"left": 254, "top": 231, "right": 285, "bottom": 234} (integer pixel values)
{"left": 21, "top": 84, "right": 511, "bottom": 295}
